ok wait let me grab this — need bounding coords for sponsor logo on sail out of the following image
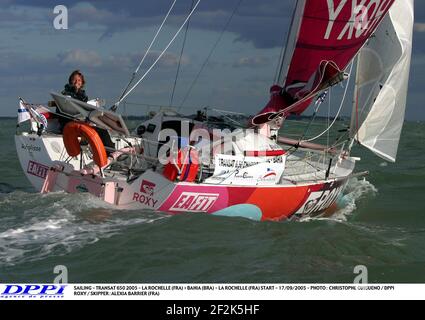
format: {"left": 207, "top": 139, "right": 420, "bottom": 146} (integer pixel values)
{"left": 325, "top": 0, "right": 393, "bottom": 40}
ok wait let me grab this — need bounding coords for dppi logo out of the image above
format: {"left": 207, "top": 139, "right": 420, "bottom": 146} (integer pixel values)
{"left": 133, "top": 180, "right": 158, "bottom": 208}
{"left": 1, "top": 285, "right": 66, "bottom": 299}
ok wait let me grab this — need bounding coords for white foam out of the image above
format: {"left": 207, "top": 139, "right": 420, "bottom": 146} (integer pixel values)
{"left": 332, "top": 177, "right": 378, "bottom": 221}
{"left": 299, "top": 178, "right": 378, "bottom": 223}
{"left": 0, "top": 192, "right": 170, "bottom": 266}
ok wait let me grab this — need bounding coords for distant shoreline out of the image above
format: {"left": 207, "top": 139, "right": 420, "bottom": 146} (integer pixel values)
{"left": 0, "top": 115, "right": 420, "bottom": 123}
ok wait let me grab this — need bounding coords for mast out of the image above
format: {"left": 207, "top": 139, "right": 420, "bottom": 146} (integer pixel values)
{"left": 276, "top": 0, "right": 306, "bottom": 86}
{"left": 349, "top": 55, "right": 361, "bottom": 143}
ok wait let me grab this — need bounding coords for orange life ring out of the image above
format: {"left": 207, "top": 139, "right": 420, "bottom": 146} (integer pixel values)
{"left": 63, "top": 122, "right": 108, "bottom": 168}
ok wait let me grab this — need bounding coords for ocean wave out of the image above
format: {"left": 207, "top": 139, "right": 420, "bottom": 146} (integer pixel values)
{"left": 0, "top": 183, "right": 15, "bottom": 194}
{"left": 299, "top": 177, "right": 378, "bottom": 223}
{"left": 332, "top": 177, "right": 378, "bottom": 221}
{"left": 0, "top": 192, "right": 168, "bottom": 266}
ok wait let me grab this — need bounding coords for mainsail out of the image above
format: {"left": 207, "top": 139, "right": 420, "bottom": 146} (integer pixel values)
{"left": 253, "top": 0, "right": 396, "bottom": 125}
{"left": 351, "top": 0, "right": 413, "bottom": 162}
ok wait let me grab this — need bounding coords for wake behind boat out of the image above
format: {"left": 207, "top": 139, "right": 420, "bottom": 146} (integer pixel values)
{"left": 15, "top": 0, "right": 413, "bottom": 221}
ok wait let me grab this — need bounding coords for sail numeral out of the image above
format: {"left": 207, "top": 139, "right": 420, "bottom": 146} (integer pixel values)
{"left": 325, "top": 0, "right": 393, "bottom": 40}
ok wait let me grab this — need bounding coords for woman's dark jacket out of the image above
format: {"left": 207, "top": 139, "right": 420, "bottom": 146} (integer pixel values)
{"left": 61, "top": 84, "right": 88, "bottom": 102}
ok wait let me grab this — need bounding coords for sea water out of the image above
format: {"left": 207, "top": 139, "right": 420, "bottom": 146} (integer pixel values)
{"left": 1, "top": 118, "right": 425, "bottom": 283}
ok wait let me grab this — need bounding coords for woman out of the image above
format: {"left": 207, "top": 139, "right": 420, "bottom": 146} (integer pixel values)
{"left": 55, "top": 70, "right": 89, "bottom": 132}
{"left": 62, "top": 70, "right": 89, "bottom": 102}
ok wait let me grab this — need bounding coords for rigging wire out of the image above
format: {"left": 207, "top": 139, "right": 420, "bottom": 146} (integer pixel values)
{"left": 178, "top": 0, "right": 243, "bottom": 110}
{"left": 170, "top": 0, "right": 195, "bottom": 107}
{"left": 273, "top": 38, "right": 287, "bottom": 85}
{"left": 274, "top": 0, "right": 299, "bottom": 84}
{"left": 301, "top": 61, "right": 354, "bottom": 143}
{"left": 117, "top": 0, "right": 203, "bottom": 107}
{"left": 113, "top": 0, "right": 179, "bottom": 111}
{"left": 211, "top": 108, "right": 245, "bottom": 128}
{"left": 301, "top": 91, "right": 327, "bottom": 140}
{"left": 326, "top": 86, "right": 331, "bottom": 161}
{"left": 282, "top": 90, "right": 328, "bottom": 156}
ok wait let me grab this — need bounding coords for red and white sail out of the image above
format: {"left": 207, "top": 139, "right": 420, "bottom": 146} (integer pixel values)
{"left": 351, "top": 0, "right": 414, "bottom": 162}
{"left": 253, "top": 0, "right": 395, "bottom": 125}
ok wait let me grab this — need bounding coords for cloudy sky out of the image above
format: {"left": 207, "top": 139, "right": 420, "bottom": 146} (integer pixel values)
{"left": 0, "top": 0, "right": 424, "bottom": 120}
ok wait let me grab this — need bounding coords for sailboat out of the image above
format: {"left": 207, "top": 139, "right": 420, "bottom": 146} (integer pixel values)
{"left": 14, "top": 0, "right": 413, "bottom": 221}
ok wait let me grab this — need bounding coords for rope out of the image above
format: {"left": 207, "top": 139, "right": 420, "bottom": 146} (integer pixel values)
{"left": 118, "top": 0, "right": 202, "bottom": 104}
{"left": 178, "top": 0, "right": 243, "bottom": 109}
{"left": 327, "top": 88, "right": 331, "bottom": 154}
{"left": 282, "top": 90, "right": 328, "bottom": 156}
{"left": 300, "top": 91, "right": 327, "bottom": 139}
{"left": 114, "top": 0, "right": 178, "bottom": 109}
{"left": 211, "top": 108, "right": 245, "bottom": 128}
{"left": 301, "top": 61, "right": 354, "bottom": 143}
{"left": 170, "top": 0, "right": 195, "bottom": 107}
{"left": 211, "top": 108, "right": 245, "bottom": 116}
{"left": 275, "top": 0, "right": 299, "bottom": 84}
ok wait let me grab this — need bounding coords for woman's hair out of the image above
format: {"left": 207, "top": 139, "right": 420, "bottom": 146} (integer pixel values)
{"left": 68, "top": 70, "right": 85, "bottom": 88}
